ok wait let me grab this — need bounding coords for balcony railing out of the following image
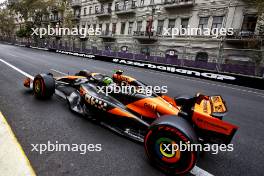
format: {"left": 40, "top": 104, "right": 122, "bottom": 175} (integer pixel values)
{"left": 41, "top": 16, "right": 50, "bottom": 23}
{"left": 72, "top": 14, "right": 81, "bottom": 21}
{"left": 95, "top": 8, "right": 112, "bottom": 17}
{"left": 133, "top": 31, "right": 158, "bottom": 40}
{"left": 99, "top": 31, "right": 115, "bottom": 38}
{"left": 50, "top": 17, "right": 63, "bottom": 23}
{"left": 163, "top": 0, "right": 194, "bottom": 9}
{"left": 51, "top": 6, "right": 58, "bottom": 12}
{"left": 225, "top": 29, "right": 264, "bottom": 43}
{"left": 115, "top": 2, "right": 136, "bottom": 15}
{"left": 226, "top": 29, "right": 259, "bottom": 39}
{"left": 71, "top": 0, "right": 81, "bottom": 8}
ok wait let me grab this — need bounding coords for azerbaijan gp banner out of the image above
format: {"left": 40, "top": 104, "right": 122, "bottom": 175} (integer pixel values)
{"left": 54, "top": 50, "right": 264, "bottom": 90}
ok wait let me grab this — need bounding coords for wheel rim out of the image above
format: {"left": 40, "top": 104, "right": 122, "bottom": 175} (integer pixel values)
{"left": 34, "top": 80, "right": 41, "bottom": 94}
{"left": 155, "top": 137, "right": 181, "bottom": 163}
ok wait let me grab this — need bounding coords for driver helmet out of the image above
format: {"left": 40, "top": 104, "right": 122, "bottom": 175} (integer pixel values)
{"left": 102, "top": 77, "right": 113, "bottom": 86}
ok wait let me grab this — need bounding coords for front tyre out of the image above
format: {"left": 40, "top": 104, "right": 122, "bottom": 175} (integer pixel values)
{"left": 144, "top": 115, "right": 198, "bottom": 175}
{"left": 33, "top": 74, "right": 55, "bottom": 99}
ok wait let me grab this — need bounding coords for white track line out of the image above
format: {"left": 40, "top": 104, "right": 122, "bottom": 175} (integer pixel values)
{"left": 50, "top": 68, "right": 68, "bottom": 76}
{"left": 191, "top": 166, "right": 214, "bottom": 176}
{"left": 0, "top": 58, "right": 34, "bottom": 80}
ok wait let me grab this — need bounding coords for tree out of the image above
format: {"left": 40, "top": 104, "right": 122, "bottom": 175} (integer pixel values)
{"left": 0, "top": 8, "right": 16, "bottom": 39}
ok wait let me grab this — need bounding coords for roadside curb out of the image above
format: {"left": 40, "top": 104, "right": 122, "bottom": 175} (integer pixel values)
{"left": 0, "top": 112, "right": 36, "bottom": 176}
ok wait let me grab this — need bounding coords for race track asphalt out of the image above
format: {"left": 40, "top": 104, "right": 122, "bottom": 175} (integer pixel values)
{"left": 0, "top": 43, "right": 263, "bottom": 176}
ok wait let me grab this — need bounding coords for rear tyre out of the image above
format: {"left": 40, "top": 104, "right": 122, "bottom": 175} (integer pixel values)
{"left": 33, "top": 74, "right": 55, "bottom": 99}
{"left": 144, "top": 115, "right": 198, "bottom": 175}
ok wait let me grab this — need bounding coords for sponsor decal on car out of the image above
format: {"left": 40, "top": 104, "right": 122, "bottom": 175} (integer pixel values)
{"left": 84, "top": 94, "right": 108, "bottom": 111}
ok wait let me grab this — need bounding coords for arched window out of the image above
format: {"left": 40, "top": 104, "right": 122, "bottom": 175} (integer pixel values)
{"left": 196, "top": 52, "right": 208, "bottom": 62}
{"left": 105, "top": 45, "right": 111, "bottom": 51}
{"left": 141, "top": 47, "right": 150, "bottom": 56}
{"left": 121, "top": 46, "right": 128, "bottom": 52}
{"left": 165, "top": 49, "right": 178, "bottom": 59}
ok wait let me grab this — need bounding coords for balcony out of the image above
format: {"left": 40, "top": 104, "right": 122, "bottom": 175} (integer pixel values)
{"left": 71, "top": 14, "right": 81, "bottom": 21}
{"left": 95, "top": 8, "right": 112, "bottom": 18}
{"left": 41, "top": 16, "right": 50, "bottom": 23}
{"left": 163, "top": 0, "right": 194, "bottom": 9}
{"left": 50, "top": 17, "right": 63, "bottom": 23}
{"left": 98, "top": 0, "right": 113, "bottom": 2}
{"left": 71, "top": 0, "right": 81, "bottom": 8}
{"left": 133, "top": 31, "right": 158, "bottom": 42}
{"left": 225, "top": 29, "right": 263, "bottom": 44}
{"left": 99, "top": 31, "right": 116, "bottom": 39}
{"left": 115, "top": 2, "right": 136, "bottom": 15}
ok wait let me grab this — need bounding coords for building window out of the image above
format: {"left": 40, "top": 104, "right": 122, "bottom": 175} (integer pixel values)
{"left": 124, "top": 0, "right": 129, "bottom": 10}
{"left": 121, "top": 46, "right": 128, "bottom": 52}
{"left": 121, "top": 22, "right": 126, "bottom": 34}
{"left": 132, "top": 1, "right": 136, "bottom": 8}
{"left": 181, "top": 18, "right": 189, "bottom": 29}
{"left": 100, "top": 4, "right": 104, "bottom": 13}
{"left": 105, "top": 45, "right": 111, "bottom": 51}
{"left": 128, "top": 22, "right": 133, "bottom": 35}
{"left": 112, "top": 23, "right": 116, "bottom": 34}
{"left": 137, "top": 21, "right": 142, "bottom": 32}
{"left": 157, "top": 20, "right": 164, "bottom": 35}
{"left": 165, "top": 49, "right": 178, "bottom": 59}
{"left": 108, "top": 3, "right": 112, "bottom": 12}
{"left": 198, "top": 17, "right": 209, "bottom": 30}
{"left": 241, "top": 15, "right": 258, "bottom": 32}
{"left": 89, "top": 7, "right": 92, "bottom": 14}
{"left": 93, "top": 24, "right": 96, "bottom": 30}
{"left": 115, "top": 2, "right": 119, "bottom": 11}
{"left": 196, "top": 52, "right": 209, "bottom": 62}
{"left": 168, "top": 19, "right": 175, "bottom": 29}
{"left": 140, "top": 0, "right": 144, "bottom": 6}
{"left": 83, "top": 7, "right": 87, "bottom": 16}
{"left": 95, "top": 6, "right": 99, "bottom": 14}
{"left": 141, "top": 47, "right": 150, "bottom": 56}
{"left": 150, "top": 0, "right": 154, "bottom": 5}
{"left": 106, "top": 23, "right": 110, "bottom": 34}
{"left": 212, "top": 16, "right": 224, "bottom": 30}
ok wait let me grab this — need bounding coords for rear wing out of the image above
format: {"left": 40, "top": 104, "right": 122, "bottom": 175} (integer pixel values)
{"left": 194, "top": 95, "right": 227, "bottom": 118}
{"left": 192, "top": 94, "right": 238, "bottom": 144}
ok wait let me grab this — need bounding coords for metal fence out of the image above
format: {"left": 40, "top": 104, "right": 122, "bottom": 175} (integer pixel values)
{"left": 1, "top": 36, "right": 263, "bottom": 78}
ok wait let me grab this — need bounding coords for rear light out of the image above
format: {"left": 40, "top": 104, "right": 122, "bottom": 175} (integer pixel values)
{"left": 23, "top": 77, "right": 31, "bottom": 88}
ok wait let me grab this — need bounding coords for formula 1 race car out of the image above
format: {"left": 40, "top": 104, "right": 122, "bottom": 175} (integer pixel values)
{"left": 23, "top": 70, "right": 238, "bottom": 175}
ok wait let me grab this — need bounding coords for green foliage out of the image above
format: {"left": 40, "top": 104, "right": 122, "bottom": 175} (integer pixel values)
{"left": 15, "top": 22, "right": 33, "bottom": 38}
{"left": 0, "top": 8, "right": 15, "bottom": 37}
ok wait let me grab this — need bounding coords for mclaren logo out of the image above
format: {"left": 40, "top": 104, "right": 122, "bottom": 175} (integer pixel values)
{"left": 112, "top": 59, "right": 236, "bottom": 81}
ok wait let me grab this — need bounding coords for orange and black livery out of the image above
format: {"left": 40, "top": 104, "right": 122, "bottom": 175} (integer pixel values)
{"left": 23, "top": 70, "right": 238, "bottom": 175}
